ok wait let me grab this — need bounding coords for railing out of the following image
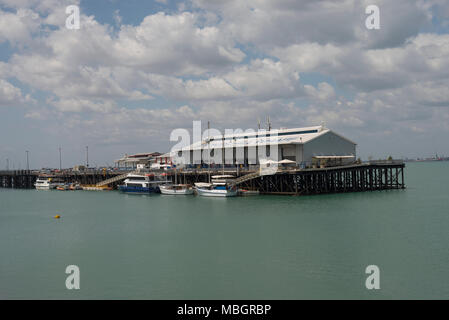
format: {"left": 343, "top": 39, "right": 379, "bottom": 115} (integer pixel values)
{"left": 96, "top": 171, "right": 137, "bottom": 187}
{"left": 364, "top": 159, "right": 404, "bottom": 165}
{"left": 0, "top": 170, "right": 34, "bottom": 175}
{"left": 234, "top": 171, "right": 261, "bottom": 185}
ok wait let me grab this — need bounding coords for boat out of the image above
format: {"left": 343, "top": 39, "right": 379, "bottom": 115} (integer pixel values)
{"left": 34, "top": 178, "right": 53, "bottom": 190}
{"left": 56, "top": 184, "right": 69, "bottom": 191}
{"left": 69, "top": 183, "right": 83, "bottom": 190}
{"left": 238, "top": 189, "right": 260, "bottom": 196}
{"left": 118, "top": 173, "right": 165, "bottom": 194}
{"left": 160, "top": 184, "right": 194, "bottom": 195}
{"left": 195, "top": 182, "right": 238, "bottom": 197}
{"left": 195, "top": 175, "right": 238, "bottom": 197}
{"left": 159, "top": 167, "right": 193, "bottom": 195}
{"left": 82, "top": 185, "right": 113, "bottom": 191}
{"left": 34, "top": 177, "right": 64, "bottom": 190}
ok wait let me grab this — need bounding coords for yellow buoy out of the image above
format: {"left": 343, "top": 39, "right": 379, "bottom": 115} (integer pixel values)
{"left": 54, "top": 215, "right": 61, "bottom": 219}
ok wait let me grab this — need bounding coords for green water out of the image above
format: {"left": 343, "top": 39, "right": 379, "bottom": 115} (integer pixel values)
{"left": 1, "top": 162, "right": 448, "bottom": 299}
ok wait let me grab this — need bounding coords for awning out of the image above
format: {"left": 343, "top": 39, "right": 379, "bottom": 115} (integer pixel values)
{"left": 278, "top": 159, "right": 296, "bottom": 164}
{"left": 259, "top": 159, "right": 278, "bottom": 164}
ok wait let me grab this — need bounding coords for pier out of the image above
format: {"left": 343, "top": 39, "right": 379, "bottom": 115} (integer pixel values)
{"left": 0, "top": 170, "right": 125, "bottom": 189}
{"left": 0, "top": 161, "right": 405, "bottom": 195}
{"left": 0, "top": 170, "right": 36, "bottom": 189}
{"left": 179, "top": 160, "right": 406, "bottom": 195}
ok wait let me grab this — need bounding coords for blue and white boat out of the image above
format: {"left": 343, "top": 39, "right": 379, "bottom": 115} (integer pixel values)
{"left": 118, "top": 173, "right": 165, "bottom": 194}
{"left": 194, "top": 175, "right": 238, "bottom": 197}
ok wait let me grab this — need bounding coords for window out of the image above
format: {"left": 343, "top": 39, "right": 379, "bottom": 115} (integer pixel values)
{"left": 130, "top": 176, "right": 146, "bottom": 181}
{"left": 127, "top": 183, "right": 145, "bottom": 187}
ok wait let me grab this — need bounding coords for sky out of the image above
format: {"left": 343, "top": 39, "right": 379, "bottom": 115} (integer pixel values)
{"left": 1, "top": 0, "right": 449, "bottom": 169}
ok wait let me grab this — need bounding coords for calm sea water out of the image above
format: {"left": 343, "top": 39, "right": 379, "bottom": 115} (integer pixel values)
{"left": 1, "top": 162, "right": 448, "bottom": 299}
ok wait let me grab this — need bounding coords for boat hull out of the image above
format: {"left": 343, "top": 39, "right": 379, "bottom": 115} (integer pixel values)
{"left": 238, "top": 189, "right": 260, "bottom": 196}
{"left": 160, "top": 186, "right": 194, "bottom": 195}
{"left": 196, "top": 187, "right": 237, "bottom": 197}
{"left": 35, "top": 185, "right": 51, "bottom": 190}
{"left": 118, "top": 185, "right": 160, "bottom": 194}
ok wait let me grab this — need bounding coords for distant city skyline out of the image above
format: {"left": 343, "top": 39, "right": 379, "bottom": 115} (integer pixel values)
{"left": 1, "top": 0, "right": 449, "bottom": 169}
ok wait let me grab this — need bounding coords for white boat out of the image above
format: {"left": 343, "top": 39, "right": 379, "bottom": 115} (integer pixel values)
{"left": 34, "top": 178, "right": 64, "bottom": 190}
{"left": 34, "top": 178, "right": 52, "bottom": 190}
{"left": 194, "top": 176, "right": 238, "bottom": 197}
{"left": 160, "top": 184, "right": 194, "bottom": 195}
{"left": 195, "top": 183, "right": 238, "bottom": 197}
{"left": 195, "top": 131, "right": 237, "bottom": 197}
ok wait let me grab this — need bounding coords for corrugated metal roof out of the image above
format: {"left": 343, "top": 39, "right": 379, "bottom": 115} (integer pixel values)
{"left": 179, "top": 126, "right": 330, "bottom": 151}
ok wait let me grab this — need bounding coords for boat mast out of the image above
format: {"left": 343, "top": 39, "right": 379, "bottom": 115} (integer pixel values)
{"left": 222, "top": 131, "right": 225, "bottom": 176}
{"left": 207, "top": 121, "right": 211, "bottom": 184}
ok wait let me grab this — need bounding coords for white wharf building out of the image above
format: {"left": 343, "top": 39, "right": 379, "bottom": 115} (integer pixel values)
{"left": 172, "top": 125, "right": 356, "bottom": 167}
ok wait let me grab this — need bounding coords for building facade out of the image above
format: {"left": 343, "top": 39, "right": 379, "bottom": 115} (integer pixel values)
{"left": 172, "top": 125, "right": 356, "bottom": 167}
{"left": 114, "top": 152, "right": 162, "bottom": 169}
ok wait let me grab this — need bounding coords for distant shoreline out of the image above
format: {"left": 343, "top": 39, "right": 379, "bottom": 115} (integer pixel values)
{"left": 404, "top": 158, "right": 449, "bottom": 163}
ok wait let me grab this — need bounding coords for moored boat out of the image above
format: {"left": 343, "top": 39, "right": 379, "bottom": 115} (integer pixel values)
{"left": 118, "top": 173, "right": 165, "bottom": 194}
{"left": 82, "top": 185, "right": 113, "bottom": 191}
{"left": 195, "top": 175, "right": 238, "bottom": 197}
{"left": 238, "top": 189, "right": 260, "bottom": 196}
{"left": 56, "top": 184, "right": 69, "bottom": 191}
{"left": 69, "top": 183, "right": 83, "bottom": 190}
{"left": 160, "top": 184, "right": 194, "bottom": 195}
{"left": 34, "top": 177, "right": 65, "bottom": 190}
{"left": 195, "top": 183, "right": 238, "bottom": 197}
{"left": 34, "top": 178, "right": 52, "bottom": 190}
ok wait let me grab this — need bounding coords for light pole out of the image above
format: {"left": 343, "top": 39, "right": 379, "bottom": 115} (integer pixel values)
{"left": 26, "top": 151, "right": 29, "bottom": 171}
{"left": 59, "top": 147, "right": 62, "bottom": 170}
{"left": 86, "top": 146, "right": 89, "bottom": 168}
{"left": 6, "top": 158, "right": 9, "bottom": 171}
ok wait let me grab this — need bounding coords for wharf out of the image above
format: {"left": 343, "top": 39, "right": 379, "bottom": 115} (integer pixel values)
{"left": 178, "top": 160, "right": 405, "bottom": 195}
{"left": 0, "top": 160, "right": 405, "bottom": 195}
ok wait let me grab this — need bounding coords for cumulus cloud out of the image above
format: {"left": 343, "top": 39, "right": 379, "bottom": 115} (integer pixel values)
{"left": 0, "top": 79, "right": 32, "bottom": 107}
{"left": 137, "top": 58, "right": 304, "bottom": 101}
{"left": 1, "top": 0, "right": 449, "bottom": 162}
{"left": 113, "top": 12, "right": 245, "bottom": 75}
{"left": 192, "top": 0, "right": 432, "bottom": 49}
{"left": 0, "top": 9, "right": 40, "bottom": 45}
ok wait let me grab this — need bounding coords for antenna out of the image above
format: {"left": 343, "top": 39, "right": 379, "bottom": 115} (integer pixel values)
{"left": 267, "top": 116, "right": 272, "bottom": 131}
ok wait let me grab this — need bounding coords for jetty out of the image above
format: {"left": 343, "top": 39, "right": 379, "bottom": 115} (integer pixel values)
{"left": 0, "top": 125, "right": 407, "bottom": 195}
{"left": 0, "top": 169, "right": 125, "bottom": 189}
{"left": 168, "top": 160, "right": 405, "bottom": 195}
{"left": 0, "top": 160, "right": 405, "bottom": 196}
